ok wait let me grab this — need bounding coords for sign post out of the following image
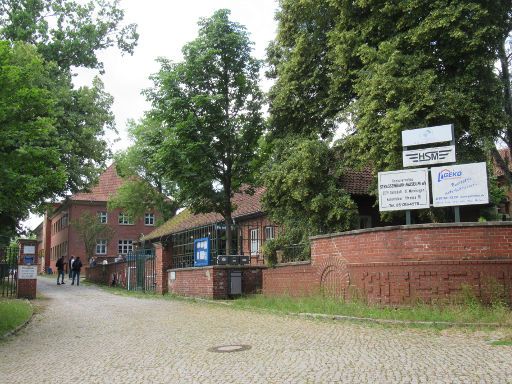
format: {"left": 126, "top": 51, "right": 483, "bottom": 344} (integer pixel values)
{"left": 17, "top": 239, "right": 38, "bottom": 299}
{"left": 378, "top": 123, "right": 489, "bottom": 224}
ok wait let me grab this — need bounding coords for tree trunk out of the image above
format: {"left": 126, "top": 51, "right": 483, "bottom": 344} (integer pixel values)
{"left": 224, "top": 214, "right": 233, "bottom": 255}
{"left": 497, "top": 38, "right": 512, "bottom": 185}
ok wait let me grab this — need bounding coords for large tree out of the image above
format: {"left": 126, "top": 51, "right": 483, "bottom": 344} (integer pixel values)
{"left": 108, "top": 116, "right": 180, "bottom": 224}
{"left": 0, "top": 0, "right": 138, "bottom": 238}
{"left": 0, "top": 42, "right": 65, "bottom": 244}
{"left": 268, "top": 0, "right": 511, "bottom": 172}
{"left": 146, "top": 9, "right": 264, "bottom": 254}
{"left": 261, "top": 137, "right": 358, "bottom": 238}
{"left": 0, "top": 0, "right": 138, "bottom": 71}
{"left": 494, "top": 34, "right": 512, "bottom": 185}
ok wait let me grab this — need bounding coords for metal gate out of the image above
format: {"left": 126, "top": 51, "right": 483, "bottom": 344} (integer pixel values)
{"left": 0, "top": 246, "right": 19, "bottom": 297}
{"left": 126, "top": 248, "right": 156, "bottom": 292}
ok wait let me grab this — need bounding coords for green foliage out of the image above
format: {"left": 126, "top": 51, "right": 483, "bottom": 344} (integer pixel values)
{"left": 0, "top": 299, "right": 32, "bottom": 336}
{"left": 109, "top": 117, "right": 180, "bottom": 223}
{"left": 0, "top": 0, "right": 138, "bottom": 238}
{"left": 0, "top": 0, "right": 138, "bottom": 71}
{"left": 0, "top": 42, "right": 66, "bottom": 236}
{"left": 72, "top": 211, "right": 115, "bottom": 261}
{"left": 261, "top": 138, "right": 358, "bottom": 239}
{"left": 145, "top": 10, "right": 264, "bottom": 253}
{"left": 262, "top": 237, "right": 311, "bottom": 266}
{"left": 268, "top": 0, "right": 510, "bottom": 172}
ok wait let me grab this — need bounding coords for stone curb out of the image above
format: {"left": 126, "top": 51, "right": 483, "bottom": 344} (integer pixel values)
{"left": 294, "top": 312, "right": 506, "bottom": 327}
{"left": 1, "top": 300, "right": 34, "bottom": 339}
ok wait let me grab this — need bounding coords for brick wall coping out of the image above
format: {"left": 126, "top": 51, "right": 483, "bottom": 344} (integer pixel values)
{"left": 272, "top": 261, "right": 312, "bottom": 268}
{"left": 168, "top": 265, "right": 267, "bottom": 273}
{"left": 310, "top": 221, "right": 512, "bottom": 240}
{"left": 347, "top": 259, "right": 512, "bottom": 268}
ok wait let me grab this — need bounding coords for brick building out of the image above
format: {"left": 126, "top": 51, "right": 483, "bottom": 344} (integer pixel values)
{"left": 39, "top": 165, "right": 160, "bottom": 273}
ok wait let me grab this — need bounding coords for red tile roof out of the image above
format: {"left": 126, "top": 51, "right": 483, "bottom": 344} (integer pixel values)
{"left": 71, "top": 164, "right": 124, "bottom": 202}
{"left": 144, "top": 187, "right": 265, "bottom": 241}
{"left": 340, "top": 168, "right": 374, "bottom": 195}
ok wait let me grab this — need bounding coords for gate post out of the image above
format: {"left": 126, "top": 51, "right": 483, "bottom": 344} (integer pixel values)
{"left": 154, "top": 242, "right": 172, "bottom": 295}
{"left": 17, "top": 239, "right": 38, "bottom": 299}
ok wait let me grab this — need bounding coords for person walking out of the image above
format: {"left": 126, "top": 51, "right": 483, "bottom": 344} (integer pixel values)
{"left": 55, "top": 256, "right": 65, "bottom": 285}
{"left": 68, "top": 255, "right": 75, "bottom": 279}
{"left": 71, "top": 256, "right": 83, "bottom": 286}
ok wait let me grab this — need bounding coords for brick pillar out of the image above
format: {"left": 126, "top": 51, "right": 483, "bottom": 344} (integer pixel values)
{"left": 17, "top": 239, "right": 38, "bottom": 299}
{"left": 154, "top": 242, "right": 172, "bottom": 295}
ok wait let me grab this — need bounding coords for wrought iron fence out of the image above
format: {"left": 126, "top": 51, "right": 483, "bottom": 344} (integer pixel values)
{"left": 125, "top": 248, "right": 156, "bottom": 292}
{"left": 171, "top": 223, "right": 239, "bottom": 269}
{"left": 0, "top": 246, "right": 18, "bottom": 297}
{"left": 170, "top": 221, "right": 283, "bottom": 268}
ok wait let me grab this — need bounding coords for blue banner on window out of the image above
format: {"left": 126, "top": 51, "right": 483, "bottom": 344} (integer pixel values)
{"left": 194, "top": 237, "right": 210, "bottom": 267}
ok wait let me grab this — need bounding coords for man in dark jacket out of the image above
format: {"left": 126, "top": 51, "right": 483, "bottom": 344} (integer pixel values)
{"left": 71, "top": 256, "right": 83, "bottom": 286}
{"left": 55, "top": 256, "right": 65, "bottom": 285}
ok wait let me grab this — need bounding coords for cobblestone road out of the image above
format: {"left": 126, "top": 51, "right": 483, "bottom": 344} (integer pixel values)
{"left": 1, "top": 277, "right": 512, "bottom": 383}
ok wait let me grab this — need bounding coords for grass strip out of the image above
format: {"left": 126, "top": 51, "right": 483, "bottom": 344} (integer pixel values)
{"left": 0, "top": 299, "right": 33, "bottom": 336}
{"left": 230, "top": 294, "right": 512, "bottom": 326}
{"left": 85, "top": 280, "right": 512, "bottom": 327}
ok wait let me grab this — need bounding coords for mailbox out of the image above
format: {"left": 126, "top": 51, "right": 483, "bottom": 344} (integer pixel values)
{"left": 217, "top": 255, "right": 229, "bottom": 265}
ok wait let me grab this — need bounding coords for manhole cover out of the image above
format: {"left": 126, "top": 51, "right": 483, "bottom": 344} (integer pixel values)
{"left": 208, "top": 344, "right": 251, "bottom": 353}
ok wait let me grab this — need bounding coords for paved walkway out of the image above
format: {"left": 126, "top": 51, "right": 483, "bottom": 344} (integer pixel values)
{"left": 1, "top": 277, "right": 512, "bottom": 383}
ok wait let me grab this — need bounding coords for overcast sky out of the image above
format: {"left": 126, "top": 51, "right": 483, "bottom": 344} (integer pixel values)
{"left": 75, "top": 0, "right": 279, "bottom": 152}
{"left": 24, "top": 0, "right": 279, "bottom": 230}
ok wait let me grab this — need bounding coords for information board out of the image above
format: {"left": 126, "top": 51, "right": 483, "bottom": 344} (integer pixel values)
{"left": 18, "top": 265, "right": 38, "bottom": 279}
{"left": 403, "top": 145, "right": 456, "bottom": 167}
{"left": 23, "top": 245, "right": 35, "bottom": 254}
{"left": 431, "top": 162, "right": 489, "bottom": 207}
{"left": 378, "top": 168, "right": 430, "bottom": 211}
{"left": 194, "top": 237, "right": 210, "bottom": 267}
{"left": 402, "top": 124, "right": 453, "bottom": 147}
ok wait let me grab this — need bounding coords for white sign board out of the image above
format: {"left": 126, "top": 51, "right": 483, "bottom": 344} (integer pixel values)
{"left": 18, "top": 265, "right": 38, "bottom": 279}
{"left": 403, "top": 145, "right": 456, "bottom": 167}
{"left": 378, "top": 168, "right": 430, "bottom": 211}
{"left": 23, "top": 245, "right": 35, "bottom": 254}
{"left": 402, "top": 124, "right": 453, "bottom": 147}
{"left": 431, "top": 162, "right": 489, "bottom": 207}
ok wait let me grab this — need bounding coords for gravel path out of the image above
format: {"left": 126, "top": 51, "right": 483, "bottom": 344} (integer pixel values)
{"left": 1, "top": 276, "right": 511, "bottom": 383}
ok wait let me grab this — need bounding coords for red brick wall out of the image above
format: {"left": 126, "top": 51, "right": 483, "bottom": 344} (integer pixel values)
{"left": 168, "top": 266, "right": 264, "bottom": 299}
{"left": 349, "top": 260, "right": 512, "bottom": 305}
{"left": 262, "top": 223, "right": 512, "bottom": 304}
{"left": 154, "top": 242, "right": 172, "bottom": 294}
{"left": 86, "top": 262, "right": 128, "bottom": 287}
{"left": 262, "top": 262, "right": 319, "bottom": 297}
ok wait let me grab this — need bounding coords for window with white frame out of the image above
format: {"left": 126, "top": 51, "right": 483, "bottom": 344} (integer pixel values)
{"left": 265, "top": 226, "right": 275, "bottom": 241}
{"left": 98, "top": 211, "right": 108, "bottom": 224}
{"left": 250, "top": 228, "right": 260, "bottom": 255}
{"left": 96, "top": 240, "right": 107, "bottom": 255}
{"left": 118, "top": 240, "right": 133, "bottom": 255}
{"left": 118, "top": 212, "right": 134, "bottom": 225}
{"left": 144, "top": 213, "right": 155, "bottom": 226}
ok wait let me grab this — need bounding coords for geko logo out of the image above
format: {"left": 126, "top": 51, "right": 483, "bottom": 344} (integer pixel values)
{"left": 437, "top": 168, "right": 462, "bottom": 182}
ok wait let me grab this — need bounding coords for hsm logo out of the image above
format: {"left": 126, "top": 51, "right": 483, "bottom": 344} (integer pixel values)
{"left": 437, "top": 169, "right": 462, "bottom": 182}
{"left": 405, "top": 148, "right": 452, "bottom": 163}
